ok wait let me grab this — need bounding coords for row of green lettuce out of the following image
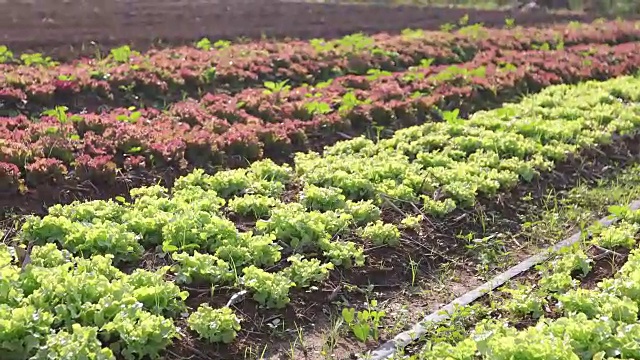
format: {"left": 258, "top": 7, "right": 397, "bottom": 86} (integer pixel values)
{"left": 396, "top": 206, "right": 640, "bottom": 360}
{"left": 3, "top": 75, "right": 640, "bottom": 359}
{"left": 22, "top": 74, "right": 640, "bottom": 262}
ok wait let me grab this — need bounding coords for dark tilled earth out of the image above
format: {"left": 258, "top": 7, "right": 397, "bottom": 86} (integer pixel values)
{"left": 0, "top": 0, "right": 620, "bottom": 58}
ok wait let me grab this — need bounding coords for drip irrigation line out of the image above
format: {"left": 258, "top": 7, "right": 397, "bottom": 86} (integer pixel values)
{"left": 361, "top": 199, "right": 640, "bottom": 360}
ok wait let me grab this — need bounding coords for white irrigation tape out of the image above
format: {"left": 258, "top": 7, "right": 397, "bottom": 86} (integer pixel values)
{"left": 362, "top": 199, "right": 640, "bottom": 360}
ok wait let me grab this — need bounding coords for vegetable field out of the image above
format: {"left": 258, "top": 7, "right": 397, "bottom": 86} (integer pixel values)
{"left": 3, "top": 15, "right": 640, "bottom": 360}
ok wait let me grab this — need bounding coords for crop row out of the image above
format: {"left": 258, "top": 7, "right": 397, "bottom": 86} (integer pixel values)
{"left": 16, "top": 74, "right": 640, "bottom": 289}
{"left": 3, "top": 42, "right": 640, "bottom": 194}
{"left": 409, "top": 207, "right": 640, "bottom": 359}
{"left": 0, "top": 245, "right": 186, "bottom": 360}
{"left": 0, "top": 20, "right": 639, "bottom": 110}
{"left": 3, "top": 75, "right": 640, "bottom": 358}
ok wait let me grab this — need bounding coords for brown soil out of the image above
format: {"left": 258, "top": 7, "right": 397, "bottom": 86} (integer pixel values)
{"left": 579, "top": 246, "right": 630, "bottom": 289}
{"left": 0, "top": 0, "right": 630, "bottom": 59}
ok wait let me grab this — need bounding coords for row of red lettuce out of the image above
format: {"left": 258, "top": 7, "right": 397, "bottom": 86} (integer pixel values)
{"left": 2, "top": 41, "right": 640, "bottom": 193}
{"left": 0, "top": 21, "right": 638, "bottom": 111}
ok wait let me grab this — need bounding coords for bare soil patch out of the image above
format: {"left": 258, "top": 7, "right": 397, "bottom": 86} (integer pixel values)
{"left": 0, "top": 0, "right": 627, "bottom": 59}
